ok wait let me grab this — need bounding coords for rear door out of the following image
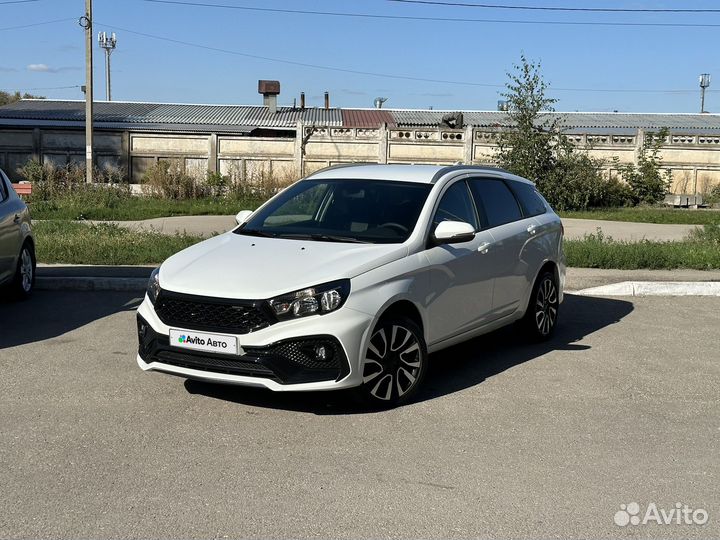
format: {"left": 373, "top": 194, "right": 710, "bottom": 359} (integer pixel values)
{"left": 468, "top": 177, "right": 542, "bottom": 319}
{"left": 0, "top": 170, "right": 21, "bottom": 283}
{"left": 425, "top": 179, "right": 496, "bottom": 344}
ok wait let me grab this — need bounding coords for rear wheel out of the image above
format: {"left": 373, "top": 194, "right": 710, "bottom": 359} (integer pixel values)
{"left": 11, "top": 242, "right": 35, "bottom": 300}
{"left": 357, "top": 316, "right": 428, "bottom": 408}
{"left": 522, "top": 270, "right": 559, "bottom": 340}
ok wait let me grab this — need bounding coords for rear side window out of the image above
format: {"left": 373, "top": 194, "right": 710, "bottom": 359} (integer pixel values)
{"left": 0, "top": 170, "right": 9, "bottom": 202}
{"left": 509, "top": 180, "right": 547, "bottom": 217}
{"left": 468, "top": 178, "right": 523, "bottom": 229}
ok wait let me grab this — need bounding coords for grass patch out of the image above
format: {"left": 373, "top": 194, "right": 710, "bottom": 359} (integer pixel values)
{"left": 34, "top": 221, "right": 205, "bottom": 265}
{"left": 565, "top": 227, "right": 720, "bottom": 270}
{"left": 35, "top": 221, "right": 720, "bottom": 269}
{"left": 29, "top": 196, "right": 265, "bottom": 221}
{"left": 560, "top": 207, "right": 720, "bottom": 225}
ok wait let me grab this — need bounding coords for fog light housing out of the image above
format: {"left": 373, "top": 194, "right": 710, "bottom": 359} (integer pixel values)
{"left": 314, "top": 345, "right": 329, "bottom": 362}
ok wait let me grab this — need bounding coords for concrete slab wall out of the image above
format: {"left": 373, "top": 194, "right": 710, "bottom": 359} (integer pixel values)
{"left": 1, "top": 124, "right": 719, "bottom": 193}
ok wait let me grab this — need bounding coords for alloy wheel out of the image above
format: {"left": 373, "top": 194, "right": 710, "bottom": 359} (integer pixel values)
{"left": 363, "top": 324, "right": 422, "bottom": 401}
{"left": 20, "top": 248, "right": 33, "bottom": 293}
{"left": 535, "top": 277, "right": 558, "bottom": 336}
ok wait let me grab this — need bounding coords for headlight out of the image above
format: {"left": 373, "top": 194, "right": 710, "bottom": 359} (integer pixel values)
{"left": 268, "top": 280, "right": 350, "bottom": 320}
{"left": 147, "top": 267, "right": 161, "bottom": 304}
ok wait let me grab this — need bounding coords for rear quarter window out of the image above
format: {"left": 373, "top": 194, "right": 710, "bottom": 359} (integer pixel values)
{"left": 509, "top": 180, "right": 547, "bottom": 217}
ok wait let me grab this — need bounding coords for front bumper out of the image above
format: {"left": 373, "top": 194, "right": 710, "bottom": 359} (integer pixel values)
{"left": 136, "top": 296, "right": 373, "bottom": 391}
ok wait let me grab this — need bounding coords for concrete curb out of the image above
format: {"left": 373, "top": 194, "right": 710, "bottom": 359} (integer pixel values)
{"left": 36, "top": 277, "right": 148, "bottom": 292}
{"left": 568, "top": 281, "right": 720, "bottom": 297}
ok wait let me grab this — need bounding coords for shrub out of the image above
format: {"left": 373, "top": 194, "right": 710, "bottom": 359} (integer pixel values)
{"left": 703, "top": 184, "right": 720, "bottom": 205}
{"left": 141, "top": 160, "right": 209, "bottom": 199}
{"left": 18, "top": 159, "right": 131, "bottom": 219}
{"left": 538, "top": 151, "right": 633, "bottom": 211}
{"left": 227, "top": 167, "right": 298, "bottom": 201}
{"left": 614, "top": 130, "right": 672, "bottom": 205}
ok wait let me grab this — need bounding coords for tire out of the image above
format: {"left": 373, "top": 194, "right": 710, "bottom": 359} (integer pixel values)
{"left": 356, "top": 316, "right": 428, "bottom": 408}
{"left": 11, "top": 241, "right": 35, "bottom": 300}
{"left": 522, "top": 270, "right": 559, "bottom": 341}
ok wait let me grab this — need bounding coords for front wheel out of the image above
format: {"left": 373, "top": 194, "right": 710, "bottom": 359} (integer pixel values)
{"left": 357, "top": 317, "right": 428, "bottom": 408}
{"left": 522, "top": 270, "right": 559, "bottom": 341}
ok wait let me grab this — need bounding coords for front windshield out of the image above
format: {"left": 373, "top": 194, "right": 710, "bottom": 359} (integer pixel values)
{"left": 236, "top": 178, "right": 432, "bottom": 244}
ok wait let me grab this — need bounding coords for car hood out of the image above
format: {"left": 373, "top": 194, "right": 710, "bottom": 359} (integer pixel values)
{"left": 158, "top": 232, "right": 408, "bottom": 299}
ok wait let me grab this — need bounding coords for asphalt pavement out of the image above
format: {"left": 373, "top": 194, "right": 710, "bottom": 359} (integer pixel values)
{"left": 1, "top": 291, "right": 719, "bottom": 538}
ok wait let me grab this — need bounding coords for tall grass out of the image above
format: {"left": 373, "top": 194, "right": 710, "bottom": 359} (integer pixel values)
{"left": 34, "top": 221, "right": 204, "bottom": 265}
{"left": 565, "top": 227, "right": 720, "bottom": 270}
{"left": 560, "top": 207, "right": 720, "bottom": 225}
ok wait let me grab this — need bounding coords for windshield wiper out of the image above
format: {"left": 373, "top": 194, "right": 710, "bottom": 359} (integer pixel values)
{"left": 236, "top": 228, "right": 277, "bottom": 238}
{"left": 277, "top": 233, "right": 371, "bottom": 244}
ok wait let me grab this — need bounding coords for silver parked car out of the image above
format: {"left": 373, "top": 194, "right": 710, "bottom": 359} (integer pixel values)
{"left": 0, "top": 168, "right": 35, "bottom": 299}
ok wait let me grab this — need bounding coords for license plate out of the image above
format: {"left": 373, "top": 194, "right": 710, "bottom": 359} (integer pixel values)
{"left": 169, "top": 329, "right": 242, "bottom": 356}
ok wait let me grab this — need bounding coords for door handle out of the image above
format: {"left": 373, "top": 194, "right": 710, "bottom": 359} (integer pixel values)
{"left": 13, "top": 214, "right": 21, "bottom": 224}
{"left": 526, "top": 224, "right": 537, "bottom": 235}
{"left": 477, "top": 241, "right": 492, "bottom": 253}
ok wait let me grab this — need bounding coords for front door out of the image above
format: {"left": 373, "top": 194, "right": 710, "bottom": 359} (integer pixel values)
{"left": 425, "top": 179, "right": 496, "bottom": 345}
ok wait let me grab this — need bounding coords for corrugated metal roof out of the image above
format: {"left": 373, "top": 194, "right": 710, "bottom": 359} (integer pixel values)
{"left": 301, "top": 107, "right": 342, "bottom": 126}
{"left": 389, "top": 109, "right": 720, "bottom": 131}
{"left": 0, "top": 100, "right": 341, "bottom": 129}
{"left": 342, "top": 109, "right": 396, "bottom": 128}
{"left": 1, "top": 100, "right": 720, "bottom": 132}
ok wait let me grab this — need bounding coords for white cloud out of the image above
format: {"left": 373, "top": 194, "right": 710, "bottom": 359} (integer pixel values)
{"left": 28, "top": 63, "right": 51, "bottom": 72}
{"left": 27, "top": 64, "right": 80, "bottom": 73}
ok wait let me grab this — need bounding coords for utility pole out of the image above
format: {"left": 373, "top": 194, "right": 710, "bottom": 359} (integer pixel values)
{"left": 81, "top": 0, "right": 94, "bottom": 182}
{"left": 699, "top": 74, "right": 711, "bottom": 114}
{"left": 98, "top": 31, "right": 117, "bottom": 101}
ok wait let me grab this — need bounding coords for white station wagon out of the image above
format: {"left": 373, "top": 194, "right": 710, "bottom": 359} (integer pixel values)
{"left": 137, "top": 164, "right": 565, "bottom": 406}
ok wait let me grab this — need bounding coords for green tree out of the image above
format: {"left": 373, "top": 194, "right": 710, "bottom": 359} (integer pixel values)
{"left": 496, "top": 56, "right": 632, "bottom": 211}
{"left": 496, "top": 55, "right": 559, "bottom": 183}
{"left": 0, "top": 91, "right": 45, "bottom": 106}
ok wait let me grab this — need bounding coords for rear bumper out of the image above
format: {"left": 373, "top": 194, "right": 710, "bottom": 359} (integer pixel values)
{"left": 136, "top": 296, "right": 373, "bottom": 391}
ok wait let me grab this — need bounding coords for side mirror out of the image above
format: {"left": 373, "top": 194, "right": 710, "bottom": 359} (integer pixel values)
{"left": 235, "top": 210, "right": 253, "bottom": 225}
{"left": 433, "top": 220, "right": 476, "bottom": 245}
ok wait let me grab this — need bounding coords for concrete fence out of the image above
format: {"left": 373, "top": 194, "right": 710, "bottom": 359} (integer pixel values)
{"left": 1, "top": 123, "right": 719, "bottom": 194}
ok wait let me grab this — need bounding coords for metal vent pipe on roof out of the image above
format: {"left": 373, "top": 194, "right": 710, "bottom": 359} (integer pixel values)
{"left": 324, "top": 91, "right": 330, "bottom": 110}
{"left": 300, "top": 92, "right": 305, "bottom": 109}
{"left": 258, "top": 79, "right": 280, "bottom": 114}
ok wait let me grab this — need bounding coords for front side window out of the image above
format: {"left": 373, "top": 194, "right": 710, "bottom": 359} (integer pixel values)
{"left": 469, "top": 178, "right": 523, "bottom": 229}
{"left": 432, "top": 180, "right": 478, "bottom": 230}
{"left": 237, "top": 179, "right": 432, "bottom": 244}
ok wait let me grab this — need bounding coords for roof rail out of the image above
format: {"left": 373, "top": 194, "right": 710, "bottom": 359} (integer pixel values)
{"left": 430, "top": 164, "right": 512, "bottom": 183}
{"left": 305, "top": 162, "right": 377, "bottom": 178}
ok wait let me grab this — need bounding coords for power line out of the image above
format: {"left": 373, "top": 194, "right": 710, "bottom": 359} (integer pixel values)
{"left": 1, "top": 85, "right": 81, "bottom": 91}
{"left": 98, "top": 21, "right": 717, "bottom": 95}
{"left": 0, "top": 0, "right": 40, "bottom": 5}
{"left": 0, "top": 17, "right": 76, "bottom": 31}
{"left": 137, "top": 0, "right": 720, "bottom": 28}
{"left": 388, "top": 0, "right": 720, "bottom": 13}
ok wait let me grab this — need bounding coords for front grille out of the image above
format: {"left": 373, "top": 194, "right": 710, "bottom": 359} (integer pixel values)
{"left": 154, "top": 290, "right": 274, "bottom": 334}
{"left": 154, "top": 350, "right": 280, "bottom": 381}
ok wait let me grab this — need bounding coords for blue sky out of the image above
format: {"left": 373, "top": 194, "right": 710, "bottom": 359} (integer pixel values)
{"left": 1, "top": 0, "right": 719, "bottom": 112}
